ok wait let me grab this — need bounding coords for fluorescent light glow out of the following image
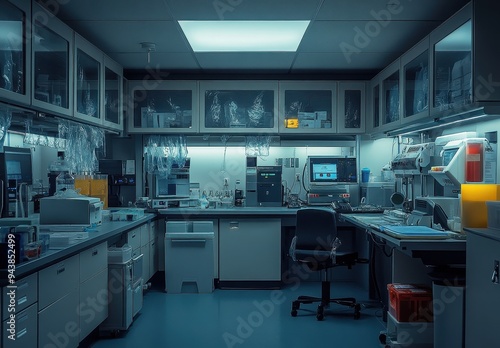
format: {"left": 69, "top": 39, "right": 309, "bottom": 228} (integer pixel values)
{"left": 178, "top": 20, "right": 310, "bottom": 52}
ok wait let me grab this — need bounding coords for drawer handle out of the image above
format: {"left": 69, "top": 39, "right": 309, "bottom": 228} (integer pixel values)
{"left": 92, "top": 250, "right": 98, "bottom": 256}
{"left": 17, "top": 296, "right": 27, "bottom": 306}
{"left": 17, "top": 281, "right": 29, "bottom": 290}
{"left": 172, "top": 239, "right": 206, "bottom": 244}
{"left": 492, "top": 261, "right": 499, "bottom": 284}
{"left": 57, "top": 267, "right": 66, "bottom": 274}
{"left": 17, "top": 328, "right": 27, "bottom": 338}
{"left": 132, "top": 234, "right": 136, "bottom": 238}
{"left": 229, "top": 221, "right": 239, "bottom": 229}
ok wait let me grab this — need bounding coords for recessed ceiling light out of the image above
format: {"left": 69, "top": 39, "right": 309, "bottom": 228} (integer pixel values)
{"left": 178, "top": 20, "right": 310, "bottom": 52}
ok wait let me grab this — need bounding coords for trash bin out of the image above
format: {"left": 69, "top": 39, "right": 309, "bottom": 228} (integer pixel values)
{"left": 165, "top": 221, "right": 214, "bottom": 293}
{"left": 429, "top": 268, "right": 466, "bottom": 348}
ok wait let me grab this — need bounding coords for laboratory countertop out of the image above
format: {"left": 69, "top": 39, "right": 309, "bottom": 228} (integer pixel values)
{"left": 0, "top": 214, "right": 155, "bottom": 285}
{"left": 340, "top": 213, "right": 466, "bottom": 264}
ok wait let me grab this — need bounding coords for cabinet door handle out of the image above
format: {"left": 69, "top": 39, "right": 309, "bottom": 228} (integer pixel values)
{"left": 92, "top": 250, "right": 98, "bottom": 256}
{"left": 57, "top": 266, "right": 65, "bottom": 274}
{"left": 229, "top": 221, "right": 239, "bottom": 229}
{"left": 17, "top": 328, "right": 27, "bottom": 338}
{"left": 17, "top": 296, "right": 27, "bottom": 306}
{"left": 492, "top": 262, "right": 499, "bottom": 284}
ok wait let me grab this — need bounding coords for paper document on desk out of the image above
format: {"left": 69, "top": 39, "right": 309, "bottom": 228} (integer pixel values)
{"left": 380, "top": 225, "right": 450, "bottom": 239}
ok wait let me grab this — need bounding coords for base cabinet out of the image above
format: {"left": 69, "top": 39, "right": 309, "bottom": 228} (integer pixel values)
{"left": 2, "top": 303, "right": 37, "bottom": 348}
{"left": 219, "top": 218, "right": 281, "bottom": 281}
{"left": 38, "top": 290, "right": 79, "bottom": 348}
{"left": 465, "top": 230, "right": 500, "bottom": 346}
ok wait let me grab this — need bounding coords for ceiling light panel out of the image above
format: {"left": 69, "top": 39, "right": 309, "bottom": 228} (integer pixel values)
{"left": 178, "top": 20, "right": 310, "bottom": 52}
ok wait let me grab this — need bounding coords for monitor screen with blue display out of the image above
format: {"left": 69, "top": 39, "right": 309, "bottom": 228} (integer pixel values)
{"left": 308, "top": 156, "right": 357, "bottom": 184}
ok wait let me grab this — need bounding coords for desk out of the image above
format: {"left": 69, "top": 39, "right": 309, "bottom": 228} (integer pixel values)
{"left": 341, "top": 213, "right": 467, "bottom": 348}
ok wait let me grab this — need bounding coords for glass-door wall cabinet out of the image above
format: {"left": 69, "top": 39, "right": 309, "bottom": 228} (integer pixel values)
{"left": 380, "top": 59, "right": 401, "bottom": 131}
{"left": 31, "top": 3, "right": 73, "bottom": 117}
{"left": 200, "top": 81, "right": 278, "bottom": 134}
{"left": 367, "top": 76, "right": 381, "bottom": 133}
{"left": 337, "top": 82, "right": 365, "bottom": 134}
{"left": 0, "top": 0, "right": 31, "bottom": 105}
{"left": 102, "top": 55, "right": 123, "bottom": 132}
{"left": 401, "top": 37, "right": 430, "bottom": 125}
{"left": 128, "top": 80, "right": 199, "bottom": 133}
{"left": 74, "top": 33, "right": 102, "bottom": 125}
{"left": 278, "top": 81, "right": 336, "bottom": 134}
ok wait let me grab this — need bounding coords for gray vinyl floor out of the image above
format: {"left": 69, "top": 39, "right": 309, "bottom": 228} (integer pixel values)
{"left": 89, "top": 274, "right": 386, "bottom": 348}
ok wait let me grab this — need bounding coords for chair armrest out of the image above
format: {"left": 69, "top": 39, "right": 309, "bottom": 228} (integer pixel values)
{"left": 329, "top": 237, "right": 342, "bottom": 263}
{"left": 289, "top": 235, "right": 297, "bottom": 261}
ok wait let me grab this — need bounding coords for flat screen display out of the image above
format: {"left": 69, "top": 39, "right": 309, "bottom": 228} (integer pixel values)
{"left": 308, "top": 156, "right": 357, "bottom": 184}
{"left": 3, "top": 149, "right": 33, "bottom": 184}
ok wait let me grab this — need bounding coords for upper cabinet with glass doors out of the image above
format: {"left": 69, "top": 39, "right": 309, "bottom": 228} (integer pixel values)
{"left": 102, "top": 55, "right": 123, "bottom": 132}
{"left": 31, "top": 2, "right": 73, "bottom": 117}
{"left": 200, "top": 81, "right": 278, "bottom": 134}
{"left": 430, "top": 1, "right": 500, "bottom": 115}
{"left": 128, "top": 80, "right": 199, "bottom": 133}
{"left": 278, "top": 81, "right": 336, "bottom": 134}
{"left": 337, "top": 82, "right": 365, "bottom": 134}
{"left": 74, "top": 33, "right": 102, "bottom": 125}
{"left": 0, "top": 0, "right": 31, "bottom": 106}
{"left": 401, "top": 37, "right": 429, "bottom": 125}
{"left": 379, "top": 59, "right": 401, "bottom": 131}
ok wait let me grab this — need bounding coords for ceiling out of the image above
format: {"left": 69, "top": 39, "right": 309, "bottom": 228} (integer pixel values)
{"left": 47, "top": 0, "right": 469, "bottom": 79}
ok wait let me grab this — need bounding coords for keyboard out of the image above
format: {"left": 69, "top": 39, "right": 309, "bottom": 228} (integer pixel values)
{"left": 349, "top": 206, "right": 387, "bottom": 214}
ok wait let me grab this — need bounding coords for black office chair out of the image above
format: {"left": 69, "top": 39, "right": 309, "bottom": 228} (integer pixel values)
{"left": 289, "top": 208, "right": 361, "bottom": 321}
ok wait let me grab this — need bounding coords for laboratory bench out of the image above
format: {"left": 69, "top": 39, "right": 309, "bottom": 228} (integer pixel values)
{"left": 0, "top": 214, "right": 157, "bottom": 348}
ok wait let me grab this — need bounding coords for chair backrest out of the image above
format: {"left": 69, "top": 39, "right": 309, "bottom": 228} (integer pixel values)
{"left": 295, "top": 208, "right": 337, "bottom": 251}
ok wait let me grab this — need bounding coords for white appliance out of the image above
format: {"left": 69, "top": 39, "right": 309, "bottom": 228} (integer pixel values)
{"left": 100, "top": 260, "right": 134, "bottom": 332}
{"left": 39, "top": 196, "right": 103, "bottom": 226}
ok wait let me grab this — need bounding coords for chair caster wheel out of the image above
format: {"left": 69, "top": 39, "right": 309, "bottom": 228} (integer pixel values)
{"left": 316, "top": 305, "right": 324, "bottom": 321}
{"left": 354, "top": 303, "right": 361, "bottom": 320}
{"left": 291, "top": 310, "right": 297, "bottom": 317}
{"left": 291, "top": 301, "right": 299, "bottom": 317}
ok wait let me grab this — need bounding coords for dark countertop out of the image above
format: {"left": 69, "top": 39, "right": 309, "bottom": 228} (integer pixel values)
{"left": 0, "top": 214, "right": 155, "bottom": 285}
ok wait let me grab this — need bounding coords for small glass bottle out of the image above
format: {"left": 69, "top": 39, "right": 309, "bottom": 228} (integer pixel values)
{"left": 55, "top": 172, "right": 75, "bottom": 193}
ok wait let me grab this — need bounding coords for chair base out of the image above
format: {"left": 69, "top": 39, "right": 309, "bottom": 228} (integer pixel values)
{"left": 290, "top": 281, "right": 361, "bottom": 321}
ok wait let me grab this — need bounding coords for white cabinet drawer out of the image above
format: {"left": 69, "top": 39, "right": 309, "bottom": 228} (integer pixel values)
{"left": 39, "top": 254, "right": 79, "bottom": 310}
{"left": 127, "top": 228, "right": 141, "bottom": 251}
{"left": 80, "top": 242, "right": 107, "bottom": 282}
{"left": 2, "top": 273, "right": 37, "bottom": 321}
{"left": 2, "top": 302, "right": 37, "bottom": 348}
{"left": 140, "top": 224, "right": 149, "bottom": 247}
{"left": 79, "top": 268, "right": 108, "bottom": 342}
{"left": 38, "top": 290, "right": 79, "bottom": 348}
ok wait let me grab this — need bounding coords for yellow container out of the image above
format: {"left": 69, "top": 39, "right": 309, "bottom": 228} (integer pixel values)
{"left": 74, "top": 175, "right": 91, "bottom": 195}
{"left": 461, "top": 184, "right": 500, "bottom": 230}
{"left": 74, "top": 174, "right": 108, "bottom": 209}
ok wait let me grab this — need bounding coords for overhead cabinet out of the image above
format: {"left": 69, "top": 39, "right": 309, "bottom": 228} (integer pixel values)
{"left": 31, "top": 2, "right": 74, "bottom": 118}
{"left": 401, "top": 37, "right": 430, "bottom": 125}
{"left": 102, "top": 55, "right": 123, "bottom": 131}
{"left": 0, "top": 0, "right": 31, "bottom": 106}
{"left": 74, "top": 33, "right": 102, "bottom": 125}
{"left": 337, "top": 81, "right": 366, "bottom": 134}
{"left": 128, "top": 80, "right": 199, "bottom": 133}
{"left": 199, "top": 81, "right": 278, "bottom": 134}
{"left": 278, "top": 81, "right": 337, "bottom": 134}
{"left": 376, "top": 59, "right": 401, "bottom": 132}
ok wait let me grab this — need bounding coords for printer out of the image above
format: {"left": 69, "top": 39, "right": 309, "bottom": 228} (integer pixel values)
{"left": 40, "top": 196, "right": 103, "bottom": 226}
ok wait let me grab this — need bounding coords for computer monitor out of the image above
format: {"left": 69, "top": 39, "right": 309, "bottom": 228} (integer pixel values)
{"left": 308, "top": 156, "right": 357, "bottom": 185}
